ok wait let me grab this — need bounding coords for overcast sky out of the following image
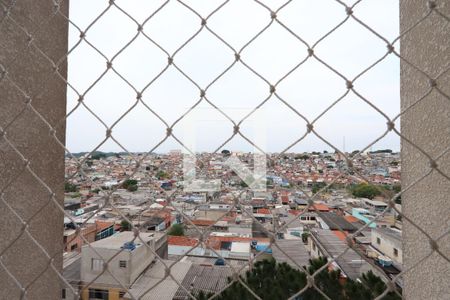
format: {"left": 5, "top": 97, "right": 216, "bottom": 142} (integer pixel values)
{"left": 66, "top": 0, "right": 400, "bottom": 154}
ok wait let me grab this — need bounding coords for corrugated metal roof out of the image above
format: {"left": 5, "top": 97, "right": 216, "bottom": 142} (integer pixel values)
{"left": 311, "top": 229, "right": 373, "bottom": 280}
{"left": 174, "top": 265, "right": 233, "bottom": 299}
{"left": 125, "top": 259, "right": 192, "bottom": 300}
{"left": 272, "top": 239, "right": 310, "bottom": 269}
{"left": 320, "top": 212, "right": 357, "bottom": 232}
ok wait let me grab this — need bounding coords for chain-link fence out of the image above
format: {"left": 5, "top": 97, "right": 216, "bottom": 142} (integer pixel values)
{"left": 0, "top": 0, "right": 449, "bottom": 299}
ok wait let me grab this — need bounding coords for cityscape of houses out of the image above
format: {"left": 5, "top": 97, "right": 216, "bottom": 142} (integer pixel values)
{"left": 63, "top": 150, "right": 402, "bottom": 300}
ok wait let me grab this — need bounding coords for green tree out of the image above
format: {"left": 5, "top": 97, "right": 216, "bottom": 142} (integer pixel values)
{"left": 70, "top": 192, "right": 82, "bottom": 198}
{"left": 64, "top": 182, "right": 78, "bottom": 193}
{"left": 200, "top": 258, "right": 401, "bottom": 300}
{"left": 156, "top": 170, "right": 170, "bottom": 180}
{"left": 392, "top": 184, "right": 401, "bottom": 193}
{"left": 120, "top": 219, "right": 131, "bottom": 231}
{"left": 344, "top": 280, "right": 373, "bottom": 299}
{"left": 295, "top": 154, "right": 310, "bottom": 160}
{"left": 212, "top": 259, "right": 307, "bottom": 300}
{"left": 239, "top": 180, "right": 248, "bottom": 188}
{"left": 351, "top": 183, "right": 381, "bottom": 199}
{"left": 221, "top": 149, "right": 231, "bottom": 156}
{"left": 302, "top": 231, "right": 310, "bottom": 243}
{"left": 167, "top": 224, "right": 184, "bottom": 236}
{"left": 303, "top": 257, "right": 344, "bottom": 299}
{"left": 359, "top": 270, "right": 401, "bottom": 299}
{"left": 122, "top": 179, "right": 138, "bottom": 189}
{"left": 127, "top": 184, "right": 138, "bottom": 192}
{"left": 91, "top": 152, "right": 107, "bottom": 160}
{"left": 312, "top": 182, "right": 327, "bottom": 194}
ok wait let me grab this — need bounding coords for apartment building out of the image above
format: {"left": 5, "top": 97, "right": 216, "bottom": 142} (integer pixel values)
{"left": 79, "top": 232, "right": 166, "bottom": 300}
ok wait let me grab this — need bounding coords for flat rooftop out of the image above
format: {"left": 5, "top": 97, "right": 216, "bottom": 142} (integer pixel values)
{"left": 230, "top": 242, "right": 250, "bottom": 253}
{"left": 87, "top": 231, "right": 158, "bottom": 250}
{"left": 126, "top": 259, "right": 192, "bottom": 300}
{"left": 373, "top": 227, "right": 402, "bottom": 242}
{"left": 363, "top": 199, "right": 388, "bottom": 206}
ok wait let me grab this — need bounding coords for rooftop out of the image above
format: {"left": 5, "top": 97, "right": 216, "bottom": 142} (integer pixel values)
{"left": 311, "top": 229, "right": 373, "bottom": 280}
{"left": 168, "top": 236, "right": 199, "bottom": 247}
{"left": 174, "top": 264, "right": 233, "bottom": 299}
{"left": 308, "top": 203, "right": 330, "bottom": 212}
{"left": 86, "top": 231, "right": 157, "bottom": 250}
{"left": 125, "top": 259, "right": 193, "bottom": 300}
{"left": 320, "top": 212, "right": 357, "bottom": 232}
{"left": 272, "top": 239, "right": 310, "bottom": 269}
{"left": 363, "top": 199, "right": 388, "bottom": 207}
{"left": 373, "top": 227, "right": 402, "bottom": 242}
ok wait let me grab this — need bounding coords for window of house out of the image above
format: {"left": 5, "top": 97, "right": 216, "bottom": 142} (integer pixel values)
{"left": 89, "top": 288, "right": 108, "bottom": 300}
{"left": 312, "top": 243, "right": 316, "bottom": 251}
{"left": 119, "top": 260, "right": 127, "bottom": 268}
{"left": 91, "top": 258, "right": 103, "bottom": 271}
{"left": 376, "top": 237, "right": 381, "bottom": 245}
{"left": 393, "top": 248, "right": 398, "bottom": 257}
{"left": 119, "top": 291, "right": 126, "bottom": 298}
{"left": 62, "top": 288, "right": 66, "bottom": 299}
{"left": 70, "top": 244, "right": 77, "bottom": 251}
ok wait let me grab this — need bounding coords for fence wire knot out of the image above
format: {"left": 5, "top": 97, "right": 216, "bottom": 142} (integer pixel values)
{"left": 233, "top": 125, "right": 240, "bottom": 134}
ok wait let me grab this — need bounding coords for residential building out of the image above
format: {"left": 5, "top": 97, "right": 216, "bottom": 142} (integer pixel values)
{"left": 80, "top": 232, "right": 166, "bottom": 300}
{"left": 371, "top": 228, "right": 402, "bottom": 265}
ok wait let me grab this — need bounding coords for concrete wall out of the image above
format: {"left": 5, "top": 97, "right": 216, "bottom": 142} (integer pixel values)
{"left": 0, "top": 1, "right": 68, "bottom": 299}
{"left": 194, "top": 209, "right": 228, "bottom": 220}
{"left": 64, "top": 224, "right": 97, "bottom": 253}
{"left": 308, "top": 237, "right": 323, "bottom": 258}
{"left": 81, "top": 244, "right": 155, "bottom": 287}
{"left": 400, "top": 0, "right": 450, "bottom": 299}
{"left": 371, "top": 230, "right": 403, "bottom": 265}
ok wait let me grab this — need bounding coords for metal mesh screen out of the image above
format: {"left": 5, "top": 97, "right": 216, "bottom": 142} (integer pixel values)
{"left": 0, "top": 0, "right": 449, "bottom": 299}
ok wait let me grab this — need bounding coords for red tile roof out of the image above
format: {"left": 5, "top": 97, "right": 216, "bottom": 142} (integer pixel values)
{"left": 257, "top": 208, "right": 271, "bottom": 215}
{"left": 288, "top": 210, "right": 304, "bottom": 216}
{"left": 332, "top": 230, "right": 348, "bottom": 241}
{"left": 95, "top": 221, "right": 114, "bottom": 232}
{"left": 344, "top": 215, "right": 359, "bottom": 223}
{"left": 168, "top": 236, "right": 199, "bottom": 247}
{"left": 308, "top": 203, "right": 330, "bottom": 212}
{"left": 191, "top": 219, "right": 215, "bottom": 226}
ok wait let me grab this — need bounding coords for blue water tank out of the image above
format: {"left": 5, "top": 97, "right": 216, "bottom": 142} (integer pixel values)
{"left": 378, "top": 256, "right": 393, "bottom": 267}
{"left": 255, "top": 244, "right": 272, "bottom": 254}
{"left": 122, "top": 242, "right": 136, "bottom": 251}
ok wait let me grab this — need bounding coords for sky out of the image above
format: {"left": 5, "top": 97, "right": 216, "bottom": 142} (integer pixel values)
{"left": 66, "top": 0, "right": 400, "bottom": 154}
